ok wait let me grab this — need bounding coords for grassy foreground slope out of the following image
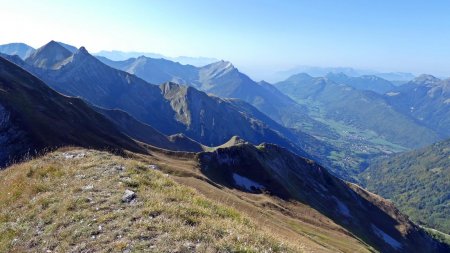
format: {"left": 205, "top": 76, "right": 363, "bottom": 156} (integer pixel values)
{"left": 2, "top": 145, "right": 448, "bottom": 252}
{"left": 0, "top": 149, "right": 296, "bottom": 253}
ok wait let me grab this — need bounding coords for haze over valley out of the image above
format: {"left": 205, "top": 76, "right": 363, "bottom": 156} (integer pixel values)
{"left": 1, "top": 1, "right": 449, "bottom": 252}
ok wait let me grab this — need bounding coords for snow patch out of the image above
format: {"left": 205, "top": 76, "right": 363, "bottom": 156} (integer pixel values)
{"left": 232, "top": 173, "right": 264, "bottom": 191}
{"left": 371, "top": 224, "right": 402, "bottom": 250}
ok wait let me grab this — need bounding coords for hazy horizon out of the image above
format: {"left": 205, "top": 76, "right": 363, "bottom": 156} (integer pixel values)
{"left": 2, "top": 0, "right": 450, "bottom": 80}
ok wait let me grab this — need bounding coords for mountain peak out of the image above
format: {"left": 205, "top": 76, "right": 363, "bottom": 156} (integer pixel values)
{"left": 0, "top": 42, "right": 35, "bottom": 60}
{"left": 198, "top": 60, "right": 238, "bottom": 81}
{"left": 413, "top": 74, "right": 440, "bottom": 85}
{"left": 41, "top": 40, "right": 68, "bottom": 52}
{"left": 25, "top": 40, "right": 72, "bottom": 69}
{"left": 76, "top": 46, "right": 90, "bottom": 55}
{"left": 221, "top": 60, "right": 234, "bottom": 69}
{"left": 67, "top": 46, "right": 97, "bottom": 64}
{"left": 207, "top": 60, "right": 235, "bottom": 71}
{"left": 286, "top": 72, "right": 313, "bottom": 82}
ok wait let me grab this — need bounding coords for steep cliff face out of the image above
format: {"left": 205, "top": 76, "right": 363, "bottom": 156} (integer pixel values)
{"left": 94, "top": 106, "right": 205, "bottom": 152}
{"left": 159, "top": 82, "right": 307, "bottom": 155}
{"left": 0, "top": 104, "right": 35, "bottom": 167}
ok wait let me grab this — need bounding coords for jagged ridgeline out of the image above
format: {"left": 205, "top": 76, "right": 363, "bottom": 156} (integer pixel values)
{"left": 0, "top": 42, "right": 449, "bottom": 252}
{"left": 3, "top": 41, "right": 330, "bottom": 165}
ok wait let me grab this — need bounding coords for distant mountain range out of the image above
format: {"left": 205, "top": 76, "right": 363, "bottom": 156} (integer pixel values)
{"left": 0, "top": 42, "right": 218, "bottom": 67}
{"left": 95, "top": 50, "right": 218, "bottom": 67}
{"left": 325, "top": 72, "right": 396, "bottom": 94}
{"left": 0, "top": 42, "right": 422, "bottom": 82}
{"left": 0, "top": 43, "right": 35, "bottom": 59}
{"left": 97, "top": 56, "right": 330, "bottom": 137}
{"left": 1, "top": 40, "right": 450, "bottom": 251}
{"left": 273, "top": 65, "right": 417, "bottom": 83}
{"left": 276, "top": 73, "right": 441, "bottom": 148}
{"left": 385, "top": 75, "right": 450, "bottom": 138}
{"left": 3, "top": 41, "right": 320, "bottom": 162}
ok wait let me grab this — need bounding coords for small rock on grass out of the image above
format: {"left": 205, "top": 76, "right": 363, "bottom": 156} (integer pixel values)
{"left": 122, "top": 189, "right": 136, "bottom": 203}
{"left": 114, "top": 165, "right": 125, "bottom": 171}
{"left": 148, "top": 164, "right": 158, "bottom": 170}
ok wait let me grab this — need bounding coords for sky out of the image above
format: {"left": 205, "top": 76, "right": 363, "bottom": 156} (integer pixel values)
{"left": 1, "top": 0, "right": 450, "bottom": 79}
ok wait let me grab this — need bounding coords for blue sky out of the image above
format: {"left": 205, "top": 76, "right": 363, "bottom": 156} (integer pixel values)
{"left": 1, "top": 0, "right": 450, "bottom": 79}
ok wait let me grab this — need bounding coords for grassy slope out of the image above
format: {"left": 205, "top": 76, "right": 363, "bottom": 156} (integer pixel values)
{"left": 423, "top": 226, "right": 450, "bottom": 246}
{"left": 195, "top": 143, "right": 450, "bottom": 252}
{"left": 0, "top": 149, "right": 297, "bottom": 252}
{"left": 360, "top": 139, "right": 450, "bottom": 234}
{"left": 142, "top": 149, "right": 376, "bottom": 252}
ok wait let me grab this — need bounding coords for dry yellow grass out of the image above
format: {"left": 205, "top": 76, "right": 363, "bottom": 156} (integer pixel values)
{"left": 133, "top": 149, "right": 374, "bottom": 253}
{"left": 0, "top": 149, "right": 299, "bottom": 253}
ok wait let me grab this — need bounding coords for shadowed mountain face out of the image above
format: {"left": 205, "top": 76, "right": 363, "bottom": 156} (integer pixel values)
{"left": 97, "top": 56, "right": 332, "bottom": 137}
{"left": 14, "top": 42, "right": 313, "bottom": 159}
{"left": 360, "top": 138, "right": 450, "bottom": 234}
{"left": 92, "top": 106, "right": 205, "bottom": 152}
{"left": 0, "top": 56, "right": 146, "bottom": 167}
{"left": 276, "top": 73, "right": 440, "bottom": 149}
{"left": 385, "top": 75, "right": 450, "bottom": 137}
{"left": 0, "top": 43, "right": 35, "bottom": 60}
{"left": 198, "top": 142, "right": 449, "bottom": 253}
